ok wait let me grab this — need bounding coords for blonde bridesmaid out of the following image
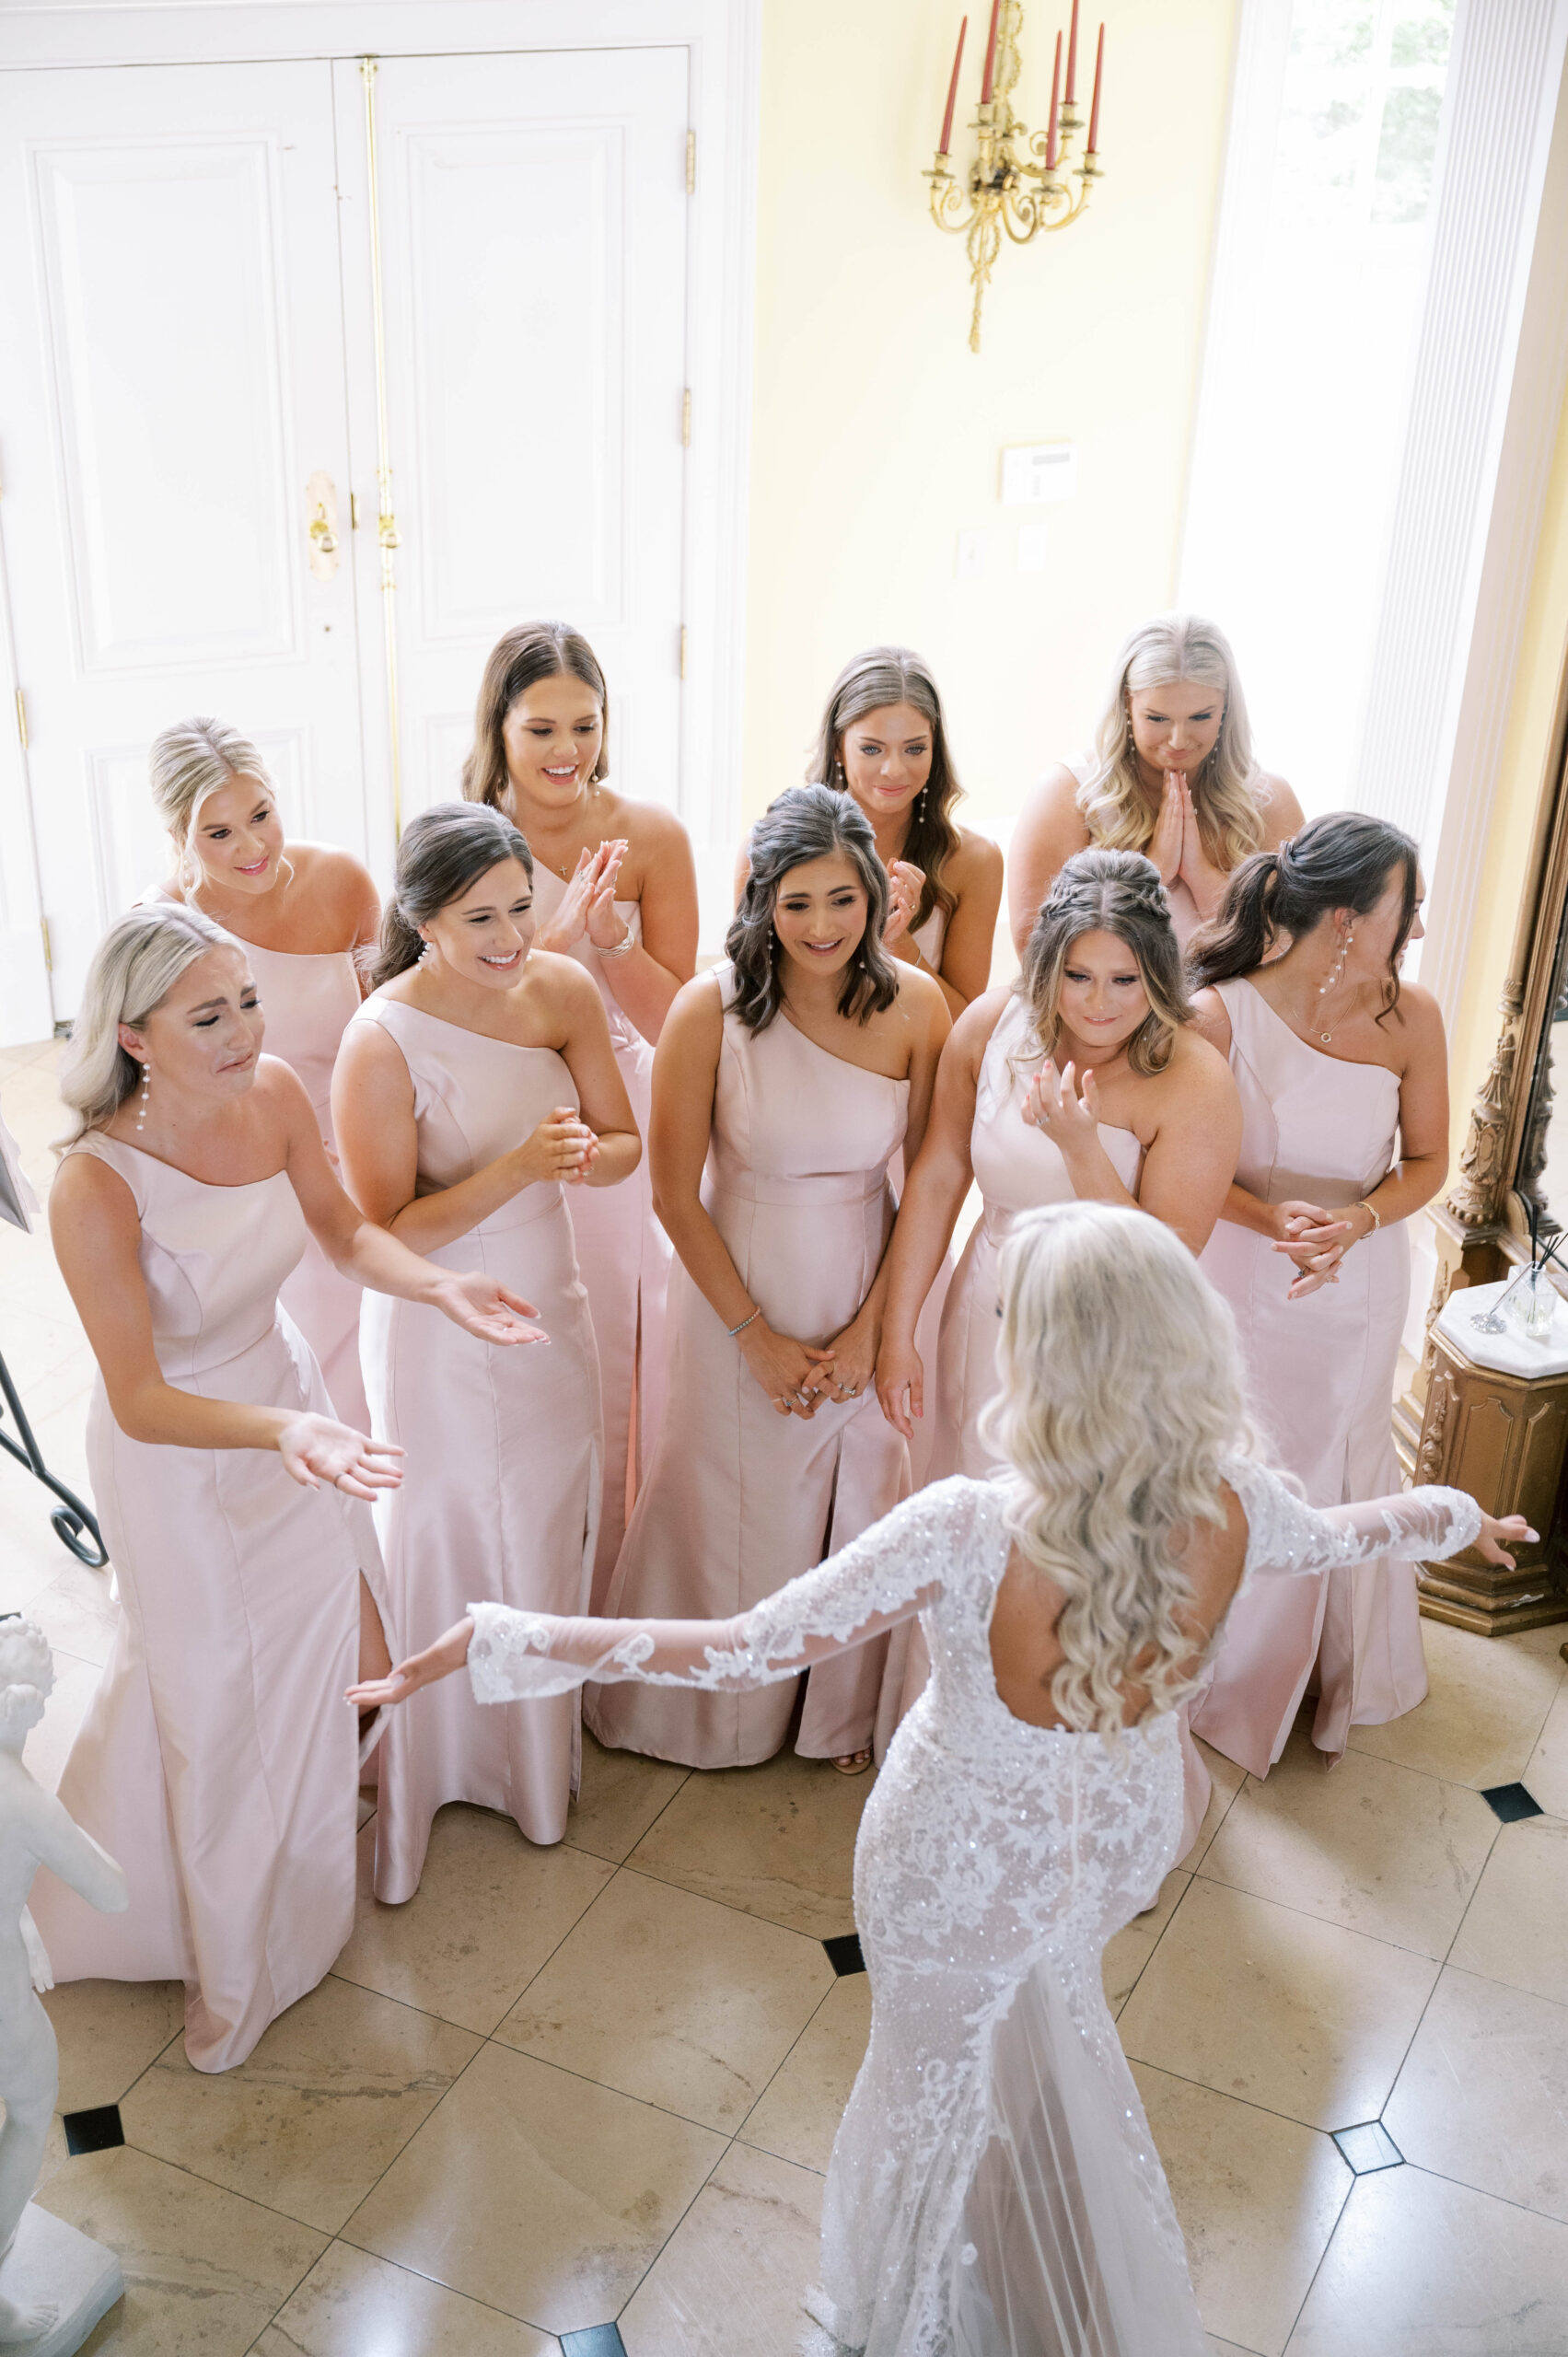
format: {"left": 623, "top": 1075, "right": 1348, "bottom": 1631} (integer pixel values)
{"left": 35, "top": 906, "right": 535, "bottom": 2069}
{"left": 1007, "top": 615, "right": 1303, "bottom": 956}
{"left": 593, "top": 785, "right": 948, "bottom": 1773}
{"left": 332, "top": 803, "right": 639, "bottom": 1899}
{"left": 144, "top": 717, "right": 378, "bottom": 1428}
{"left": 463, "top": 623, "right": 698, "bottom": 1606}
{"left": 1188, "top": 814, "right": 1448, "bottom": 1772}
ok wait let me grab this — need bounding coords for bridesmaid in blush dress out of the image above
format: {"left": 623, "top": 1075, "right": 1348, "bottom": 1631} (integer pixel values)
{"left": 1188, "top": 814, "right": 1449, "bottom": 1771}
{"left": 142, "top": 717, "right": 379, "bottom": 1428}
{"left": 34, "top": 905, "right": 538, "bottom": 2069}
{"left": 462, "top": 623, "right": 699, "bottom": 1606}
{"left": 592, "top": 784, "right": 948, "bottom": 1774}
{"left": 332, "top": 803, "right": 639, "bottom": 1901}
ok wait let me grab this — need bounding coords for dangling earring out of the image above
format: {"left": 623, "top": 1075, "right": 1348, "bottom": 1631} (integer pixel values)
{"left": 834, "top": 760, "right": 846, "bottom": 787}
{"left": 917, "top": 786, "right": 928, "bottom": 819}
{"left": 1316, "top": 925, "right": 1353, "bottom": 1045}
{"left": 135, "top": 1061, "right": 152, "bottom": 1131}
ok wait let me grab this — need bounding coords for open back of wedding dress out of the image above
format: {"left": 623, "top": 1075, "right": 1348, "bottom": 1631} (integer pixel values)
{"left": 462, "top": 1466, "right": 1481, "bottom": 2357}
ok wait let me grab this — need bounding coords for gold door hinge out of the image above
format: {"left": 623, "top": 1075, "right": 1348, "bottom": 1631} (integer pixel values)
{"left": 14, "top": 690, "right": 26, "bottom": 750}
{"left": 40, "top": 916, "right": 52, "bottom": 972}
{"left": 350, "top": 492, "right": 362, "bottom": 529}
{"left": 681, "top": 389, "right": 692, "bottom": 447}
{"left": 685, "top": 130, "right": 696, "bottom": 194}
{"left": 679, "top": 625, "right": 689, "bottom": 679}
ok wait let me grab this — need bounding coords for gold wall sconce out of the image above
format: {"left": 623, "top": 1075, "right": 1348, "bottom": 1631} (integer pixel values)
{"left": 925, "top": 0, "right": 1107, "bottom": 353}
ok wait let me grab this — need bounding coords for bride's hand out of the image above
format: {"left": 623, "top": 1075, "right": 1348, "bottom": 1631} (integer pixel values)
{"left": 432, "top": 1274, "right": 549, "bottom": 1347}
{"left": 1475, "top": 1513, "right": 1534, "bottom": 1569}
{"left": 346, "top": 1616, "right": 475, "bottom": 1708}
{"left": 278, "top": 1414, "right": 405, "bottom": 1501}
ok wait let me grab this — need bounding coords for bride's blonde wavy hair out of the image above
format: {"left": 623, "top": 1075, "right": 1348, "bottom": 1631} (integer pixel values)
{"left": 1077, "top": 615, "right": 1264, "bottom": 875}
{"left": 980, "top": 1201, "right": 1261, "bottom": 1737}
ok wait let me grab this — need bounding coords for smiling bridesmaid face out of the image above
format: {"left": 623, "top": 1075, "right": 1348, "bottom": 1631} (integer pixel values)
{"left": 772, "top": 851, "right": 870, "bottom": 987}
{"left": 416, "top": 855, "right": 537, "bottom": 992}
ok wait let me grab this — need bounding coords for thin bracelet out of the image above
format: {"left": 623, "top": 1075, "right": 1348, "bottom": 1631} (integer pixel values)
{"left": 1356, "top": 1200, "right": 1383, "bottom": 1234}
{"left": 597, "top": 929, "right": 637, "bottom": 961}
{"left": 727, "top": 1306, "right": 761, "bottom": 1339}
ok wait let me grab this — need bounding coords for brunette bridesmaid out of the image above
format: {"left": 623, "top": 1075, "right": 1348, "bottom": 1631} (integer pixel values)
{"left": 463, "top": 623, "right": 698, "bottom": 1605}
{"left": 332, "top": 804, "right": 639, "bottom": 1898}
{"left": 1007, "top": 615, "right": 1304, "bottom": 956}
{"left": 34, "top": 906, "right": 536, "bottom": 2069}
{"left": 1188, "top": 815, "right": 1447, "bottom": 1771}
{"left": 592, "top": 785, "right": 948, "bottom": 1774}
{"left": 145, "top": 717, "right": 378, "bottom": 1428}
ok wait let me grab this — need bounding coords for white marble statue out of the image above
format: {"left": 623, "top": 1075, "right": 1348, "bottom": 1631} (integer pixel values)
{"left": 0, "top": 1620, "right": 126, "bottom": 2348}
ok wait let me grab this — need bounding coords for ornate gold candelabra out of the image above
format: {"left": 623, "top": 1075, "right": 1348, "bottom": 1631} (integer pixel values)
{"left": 926, "top": 1, "right": 1105, "bottom": 353}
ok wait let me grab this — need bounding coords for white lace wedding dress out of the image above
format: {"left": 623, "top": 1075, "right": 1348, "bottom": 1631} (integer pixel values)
{"left": 464, "top": 1463, "right": 1481, "bottom": 2357}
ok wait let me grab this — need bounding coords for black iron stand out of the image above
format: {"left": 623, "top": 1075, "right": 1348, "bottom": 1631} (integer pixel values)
{"left": 0, "top": 1347, "right": 106, "bottom": 1567}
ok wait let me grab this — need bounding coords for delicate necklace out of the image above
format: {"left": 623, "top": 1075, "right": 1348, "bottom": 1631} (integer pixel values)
{"left": 517, "top": 779, "right": 598, "bottom": 878}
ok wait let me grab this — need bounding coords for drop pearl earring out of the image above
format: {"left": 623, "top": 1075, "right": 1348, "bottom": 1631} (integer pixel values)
{"left": 135, "top": 1062, "right": 152, "bottom": 1131}
{"left": 1317, "top": 927, "right": 1353, "bottom": 1045}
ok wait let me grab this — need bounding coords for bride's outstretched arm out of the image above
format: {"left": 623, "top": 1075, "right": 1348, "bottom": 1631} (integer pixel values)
{"left": 1229, "top": 1459, "right": 1527, "bottom": 1583}
{"left": 349, "top": 1480, "right": 978, "bottom": 1710}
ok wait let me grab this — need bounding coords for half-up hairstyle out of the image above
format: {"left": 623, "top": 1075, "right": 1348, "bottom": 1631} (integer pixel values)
{"left": 727, "top": 784, "right": 899, "bottom": 1033}
{"left": 808, "top": 646, "right": 964, "bottom": 931}
{"left": 56, "top": 903, "right": 238, "bottom": 1148}
{"left": 1078, "top": 614, "right": 1265, "bottom": 874}
{"left": 461, "top": 621, "right": 609, "bottom": 808}
{"left": 981, "top": 1200, "right": 1262, "bottom": 1738}
{"left": 1016, "top": 847, "right": 1190, "bottom": 1077}
{"left": 366, "top": 802, "right": 534, "bottom": 991}
{"left": 1188, "top": 812, "right": 1419, "bottom": 1024}
{"left": 148, "top": 716, "right": 277, "bottom": 899}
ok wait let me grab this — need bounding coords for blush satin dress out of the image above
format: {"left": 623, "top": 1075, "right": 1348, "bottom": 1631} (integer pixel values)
{"left": 1191, "top": 977, "right": 1424, "bottom": 1772}
{"left": 29, "top": 1129, "right": 393, "bottom": 2071}
{"left": 354, "top": 997, "right": 602, "bottom": 1903}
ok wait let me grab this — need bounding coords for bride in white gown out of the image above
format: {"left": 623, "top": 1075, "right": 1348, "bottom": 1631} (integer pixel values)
{"left": 350, "top": 1201, "right": 1519, "bottom": 2357}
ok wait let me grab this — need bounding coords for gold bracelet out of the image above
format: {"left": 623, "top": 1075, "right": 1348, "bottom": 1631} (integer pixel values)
{"left": 1356, "top": 1200, "right": 1382, "bottom": 1235}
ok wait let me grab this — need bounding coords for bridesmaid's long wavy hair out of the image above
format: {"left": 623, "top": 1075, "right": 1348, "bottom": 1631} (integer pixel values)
{"left": 1188, "top": 813, "right": 1419, "bottom": 1025}
{"left": 461, "top": 621, "right": 610, "bottom": 809}
{"left": 1078, "top": 615, "right": 1266, "bottom": 875}
{"left": 808, "top": 646, "right": 964, "bottom": 933}
{"left": 366, "top": 803, "right": 534, "bottom": 990}
{"left": 56, "top": 903, "right": 238, "bottom": 1148}
{"left": 727, "top": 784, "right": 899, "bottom": 1033}
{"left": 1016, "top": 848, "right": 1191, "bottom": 1078}
{"left": 983, "top": 1201, "right": 1263, "bottom": 1738}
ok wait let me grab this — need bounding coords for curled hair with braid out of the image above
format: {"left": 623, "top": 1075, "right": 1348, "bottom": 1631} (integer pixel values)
{"left": 726, "top": 785, "right": 899, "bottom": 1033}
{"left": 365, "top": 803, "right": 534, "bottom": 991}
{"left": 1016, "top": 848, "right": 1191, "bottom": 1078}
{"left": 1188, "top": 812, "right": 1418, "bottom": 1024}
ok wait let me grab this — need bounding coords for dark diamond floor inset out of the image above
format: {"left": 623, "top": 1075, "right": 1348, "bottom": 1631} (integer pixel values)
{"left": 823, "top": 1931, "right": 866, "bottom": 1976}
{"left": 1481, "top": 1782, "right": 1545, "bottom": 1824}
{"left": 560, "top": 2328, "right": 628, "bottom": 2357}
{"left": 1331, "top": 2120, "right": 1404, "bottom": 2176}
{"left": 62, "top": 2104, "right": 125, "bottom": 2156}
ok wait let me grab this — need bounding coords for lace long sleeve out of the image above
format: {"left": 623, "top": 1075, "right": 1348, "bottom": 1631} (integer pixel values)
{"left": 1226, "top": 1457, "right": 1483, "bottom": 1588}
{"left": 466, "top": 1477, "right": 984, "bottom": 1706}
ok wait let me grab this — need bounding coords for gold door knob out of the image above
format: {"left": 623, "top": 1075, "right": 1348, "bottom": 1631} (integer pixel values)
{"left": 305, "top": 470, "right": 342, "bottom": 580}
{"left": 309, "top": 506, "right": 338, "bottom": 554}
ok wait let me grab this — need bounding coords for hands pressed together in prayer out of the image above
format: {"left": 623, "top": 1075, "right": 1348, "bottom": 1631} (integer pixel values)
{"left": 1147, "top": 769, "right": 1229, "bottom": 918}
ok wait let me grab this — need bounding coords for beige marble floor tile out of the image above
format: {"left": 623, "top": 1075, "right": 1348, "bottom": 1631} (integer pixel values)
{"left": 1131, "top": 2062, "right": 1348, "bottom": 2357}
{"left": 626, "top": 1747, "right": 869, "bottom": 1938}
{"left": 741, "top": 1973, "right": 871, "bottom": 2173}
{"left": 496, "top": 1865, "right": 833, "bottom": 2133}
{"left": 333, "top": 1803, "right": 614, "bottom": 2035}
{"left": 1383, "top": 1965, "right": 1568, "bottom": 2221}
{"left": 1210, "top": 2344, "right": 1263, "bottom": 2356}
{"left": 563, "top": 1729, "right": 690, "bottom": 1864}
{"left": 1346, "top": 1615, "right": 1563, "bottom": 1788}
{"left": 1103, "top": 1869, "right": 1190, "bottom": 2017}
{"left": 1181, "top": 1742, "right": 1247, "bottom": 1871}
{"left": 25, "top": 1557, "right": 120, "bottom": 1670}
{"left": 346, "top": 2040, "right": 725, "bottom": 2334}
{"left": 42, "top": 1978, "right": 185, "bottom": 2112}
{"left": 121, "top": 1974, "right": 480, "bottom": 2235}
{"left": 35, "top": 2143, "right": 326, "bottom": 2356}
{"left": 1450, "top": 1815, "right": 1568, "bottom": 2005}
{"left": 1522, "top": 1678, "right": 1568, "bottom": 1817}
{"left": 1284, "top": 2160, "right": 1568, "bottom": 2355}
{"left": 1494, "top": 1616, "right": 1568, "bottom": 1666}
{"left": 1121, "top": 1878, "right": 1437, "bottom": 2132}
{"left": 254, "top": 2241, "right": 556, "bottom": 2356}
{"left": 1199, "top": 1726, "right": 1497, "bottom": 1958}
{"left": 616, "top": 2141, "right": 824, "bottom": 2357}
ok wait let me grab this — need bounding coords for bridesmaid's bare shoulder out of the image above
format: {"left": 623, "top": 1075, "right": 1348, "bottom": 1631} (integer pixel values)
{"left": 1249, "top": 773, "right": 1304, "bottom": 843}
{"left": 1187, "top": 985, "right": 1233, "bottom": 1059}
{"left": 1156, "top": 1023, "right": 1241, "bottom": 1122}
{"left": 943, "top": 824, "right": 1005, "bottom": 896}
{"left": 1384, "top": 978, "right": 1447, "bottom": 1068}
{"left": 284, "top": 840, "right": 378, "bottom": 932}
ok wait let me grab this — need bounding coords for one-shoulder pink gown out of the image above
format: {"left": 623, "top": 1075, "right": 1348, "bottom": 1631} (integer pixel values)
{"left": 354, "top": 998, "right": 602, "bottom": 1902}
{"left": 529, "top": 868, "right": 671, "bottom": 1608}
{"left": 1192, "top": 977, "right": 1423, "bottom": 1771}
{"left": 29, "top": 1132, "right": 394, "bottom": 2071}
{"left": 588, "top": 968, "right": 912, "bottom": 1768}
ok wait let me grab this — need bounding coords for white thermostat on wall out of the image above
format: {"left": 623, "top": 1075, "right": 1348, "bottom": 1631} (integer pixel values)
{"left": 1001, "top": 444, "right": 1077, "bottom": 505}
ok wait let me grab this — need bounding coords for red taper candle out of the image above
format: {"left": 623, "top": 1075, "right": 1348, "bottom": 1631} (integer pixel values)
{"left": 1087, "top": 22, "right": 1105, "bottom": 150}
{"left": 1065, "top": 0, "right": 1080, "bottom": 102}
{"left": 939, "top": 15, "right": 969, "bottom": 152}
{"left": 980, "top": 0, "right": 1002, "bottom": 103}
{"left": 1046, "top": 29, "right": 1063, "bottom": 168}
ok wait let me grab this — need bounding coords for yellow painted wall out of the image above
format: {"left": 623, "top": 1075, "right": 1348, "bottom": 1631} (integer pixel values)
{"left": 741, "top": 0, "right": 1241, "bottom": 837}
{"left": 1446, "top": 384, "right": 1568, "bottom": 1152}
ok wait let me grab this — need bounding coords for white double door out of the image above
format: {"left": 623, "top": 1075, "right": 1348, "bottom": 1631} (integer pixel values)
{"left": 0, "top": 45, "right": 690, "bottom": 1027}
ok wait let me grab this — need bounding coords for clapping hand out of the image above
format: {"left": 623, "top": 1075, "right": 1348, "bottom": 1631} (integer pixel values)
{"left": 278, "top": 1412, "right": 407, "bottom": 1501}
{"left": 883, "top": 861, "right": 924, "bottom": 951}
{"left": 537, "top": 842, "right": 621, "bottom": 953}
{"left": 1021, "top": 1059, "right": 1102, "bottom": 1156}
{"left": 585, "top": 839, "right": 633, "bottom": 955}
